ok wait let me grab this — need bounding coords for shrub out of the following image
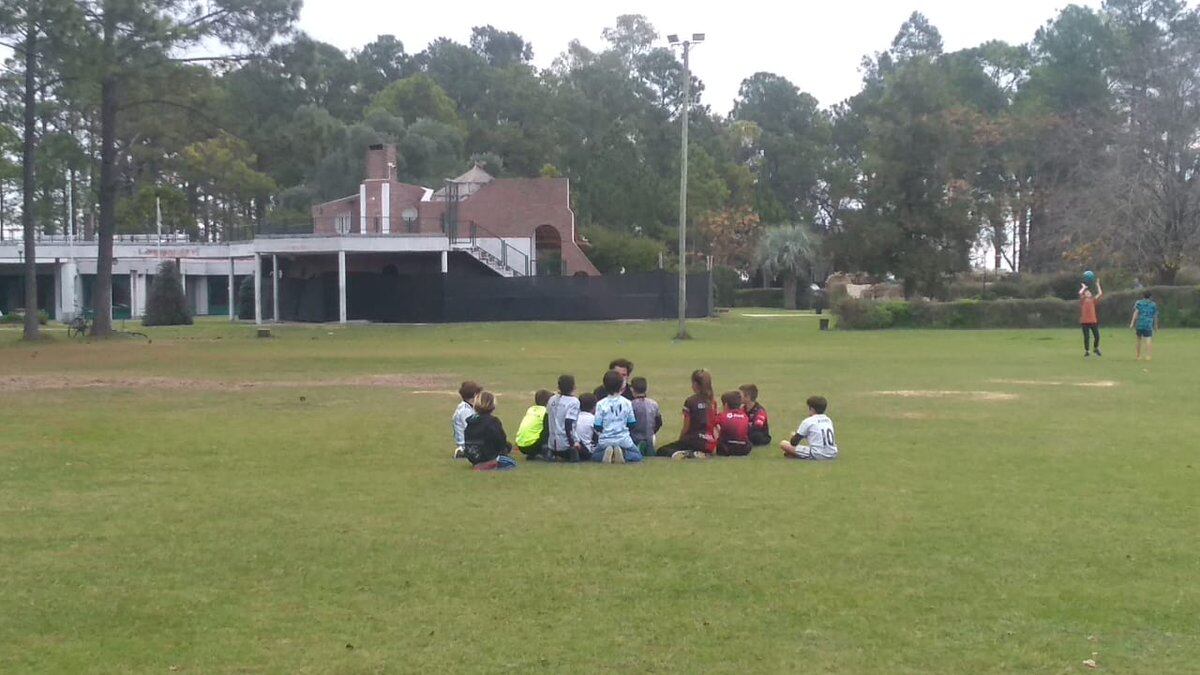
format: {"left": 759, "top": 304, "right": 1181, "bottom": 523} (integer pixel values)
{"left": 735, "top": 288, "right": 783, "bottom": 308}
{"left": 713, "top": 266, "right": 741, "bottom": 307}
{"left": 832, "top": 297, "right": 894, "bottom": 329}
{"left": 143, "top": 261, "right": 193, "bottom": 326}
{"left": 834, "top": 287, "right": 1200, "bottom": 329}
{"left": 0, "top": 309, "right": 48, "bottom": 325}
{"left": 1104, "top": 286, "right": 1200, "bottom": 327}
{"left": 581, "top": 227, "right": 666, "bottom": 274}
{"left": 837, "top": 297, "right": 1076, "bottom": 330}
{"left": 949, "top": 270, "right": 1143, "bottom": 301}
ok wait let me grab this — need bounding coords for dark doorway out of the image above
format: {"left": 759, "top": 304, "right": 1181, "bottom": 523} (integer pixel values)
{"left": 535, "top": 224, "right": 562, "bottom": 276}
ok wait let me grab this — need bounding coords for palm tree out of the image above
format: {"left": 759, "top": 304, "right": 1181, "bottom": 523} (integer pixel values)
{"left": 754, "top": 225, "right": 822, "bottom": 310}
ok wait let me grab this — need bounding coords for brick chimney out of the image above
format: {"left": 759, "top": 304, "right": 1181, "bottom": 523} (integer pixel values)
{"left": 365, "top": 144, "right": 397, "bottom": 181}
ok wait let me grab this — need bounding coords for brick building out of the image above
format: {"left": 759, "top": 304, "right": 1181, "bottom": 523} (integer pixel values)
{"left": 311, "top": 144, "right": 598, "bottom": 276}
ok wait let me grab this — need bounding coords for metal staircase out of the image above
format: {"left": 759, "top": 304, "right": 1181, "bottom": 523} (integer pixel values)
{"left": 454, "top": 241, "right": 525, "bottom": 277}
{"left": 447, "top": 222, "right": 530, "bottom": 277}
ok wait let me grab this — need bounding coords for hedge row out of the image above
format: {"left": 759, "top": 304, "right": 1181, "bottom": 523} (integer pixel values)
{"left": 734, "top": 288, "right": 784, "bottom": 308}
{"left": 0, "top": 309, "right": 49, "bottom": 325}
{"left": 835, "top": 286, "right": 1200, "bottom": 329}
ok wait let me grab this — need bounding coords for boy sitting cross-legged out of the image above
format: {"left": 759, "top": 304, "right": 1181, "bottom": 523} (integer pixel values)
{"left": 451, "top": 380, "right": 482, "bottom": 459}
{"left": 463, "top": 391, "right": 517, "bottom": 471}
{"left": 715, "top": 390, "right": 752, "bottom": 457}
{"left": 739, "top": 384, "right": 771, "bottom": 447}
{"left": 592, "top": 370, "right": 643, "bottom": 464}
{"left": 576, "top": 393, "right": 599, "bottom": 458}
{"left": 516, "top": 390, "right": 554, "bottom": 461}
{"left": 780, "top": 396, "right": 839, "bottom": 461}
{"left": 547, "top": 375, "right": 583, "bottom": 462}
{"left": 629, "top": 376, "right": 662, "bottom": 456}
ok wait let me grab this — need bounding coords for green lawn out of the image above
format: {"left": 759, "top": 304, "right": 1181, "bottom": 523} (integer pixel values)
{"left": 1, "top": 313, "right": 1196, "bottom": 673}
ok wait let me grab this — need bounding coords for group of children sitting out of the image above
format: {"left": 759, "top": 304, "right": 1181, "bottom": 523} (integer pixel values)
{"left": 451, "top": 359, "right": 838, "bottom": 472}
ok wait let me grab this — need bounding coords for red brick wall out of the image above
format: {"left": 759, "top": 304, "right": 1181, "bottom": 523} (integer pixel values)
{"left": 308, "top": 174, "right": 599, "bottom": 275}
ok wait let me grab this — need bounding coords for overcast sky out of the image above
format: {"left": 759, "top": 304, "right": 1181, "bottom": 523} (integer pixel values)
{"left": 298, "top": 0, "right": 1102, "bottom": 112}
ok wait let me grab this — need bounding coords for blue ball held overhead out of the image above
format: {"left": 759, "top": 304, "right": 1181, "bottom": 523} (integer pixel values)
{"left": 1083, "top": 270, "right": 1097, "bottom": 283}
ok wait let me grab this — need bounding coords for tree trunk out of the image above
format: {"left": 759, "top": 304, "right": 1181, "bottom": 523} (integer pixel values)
{"left": 21, "top": 23, "right": 40, "bottom": 340}
{"left": 91, "top": 72, "right": 118, "bottom": 336}
{"left": 991, "top": 214, "right": 1005, "bottom": 271}
{"left": 1027, "top": 202, "right": 1044, "bottom": 273}
{"left": 783, "top": 275, "right": 798, "bottom": 310}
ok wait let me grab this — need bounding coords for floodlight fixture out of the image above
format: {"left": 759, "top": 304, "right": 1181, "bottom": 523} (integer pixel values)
{"left": 667, "top": 34, "right": 680, "bottom": 44}
{"left": 692, "top": 33, "right": 705, "bottom": 42}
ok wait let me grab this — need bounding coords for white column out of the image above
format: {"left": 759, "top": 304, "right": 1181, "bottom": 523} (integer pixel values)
{"left": 271, "top": 254, "right": 279, "bottom": 322}
{"left": 227, "top": 258, "right": 235, "bottom": 321}
{"left": 129, "top": 270, "right": 138, "bottom": 318}
{"left": 135, "top": 270, "right": 147, "bottom": 317}
{"left": 195, "top": 275, "right": 209, "bottom": 316}
{"left": 338, "top": 250, "right": 347, "bottom": 324}
{"left": 253, "top": 253, "right": 262, "bottom": 325}
{"left": 53, "top": 262, "right": 62, "bottom": 321}
{"left": 59, "top": 262, "right": 76, "bottom": 321}
{"left": 381, "top": 182, "right": 390, "bottom": 234}
{"left": 358, "top": 184, "right": 367, "bottom": 234}
{"left": 440, "top": 250, "right": 448, "bottom": 274}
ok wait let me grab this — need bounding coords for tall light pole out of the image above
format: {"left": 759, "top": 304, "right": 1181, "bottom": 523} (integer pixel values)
{"left": 668, "top": 33, "right": 703, "bottom": 339}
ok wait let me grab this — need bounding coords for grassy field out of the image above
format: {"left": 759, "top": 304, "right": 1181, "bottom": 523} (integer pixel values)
{"left": 1, "top": 313, "right": 1196, "bottom": 673}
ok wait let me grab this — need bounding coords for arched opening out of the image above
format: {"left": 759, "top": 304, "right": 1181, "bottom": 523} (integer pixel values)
{"left": 535, "top": 225, "right": 563, "bottom": 276}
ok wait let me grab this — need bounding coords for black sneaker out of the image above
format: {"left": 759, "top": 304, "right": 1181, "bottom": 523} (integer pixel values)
{"left": 1095, "top": 349, "right": 1102, "bottom": 357}
{"left": 1084, "top": 352, "right": 1091, "bottom": 357}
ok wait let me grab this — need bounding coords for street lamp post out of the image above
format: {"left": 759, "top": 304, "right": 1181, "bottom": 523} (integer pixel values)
{"left": 668, "top": 33, "right": 704, "bottom": 339}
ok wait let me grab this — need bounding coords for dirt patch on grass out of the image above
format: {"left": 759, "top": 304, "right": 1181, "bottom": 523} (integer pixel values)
{"left": 887, "top": 411, "right": 939, "bottom": 420}
{"left": 0, "top": 374, "right": 451, "bottom": 393}
{"left": 873, "top": 390, "right": 1019, "bottom": 402}
{"left": 989, "top": 379, "right": 1117, "bottom": 388}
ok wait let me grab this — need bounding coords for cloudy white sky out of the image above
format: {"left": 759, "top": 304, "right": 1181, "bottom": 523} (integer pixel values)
{"left": 298, "top": 0, "right": 1102, "bottom": 112}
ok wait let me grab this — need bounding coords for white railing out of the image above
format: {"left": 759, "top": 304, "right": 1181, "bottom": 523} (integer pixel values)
{"left": 0, "top": 233, "right": 193, "bottom": 245}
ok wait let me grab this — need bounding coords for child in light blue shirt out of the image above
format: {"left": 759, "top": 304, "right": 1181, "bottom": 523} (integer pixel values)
{"left": 592, "top": 370, "right": 643, "bottom": 464}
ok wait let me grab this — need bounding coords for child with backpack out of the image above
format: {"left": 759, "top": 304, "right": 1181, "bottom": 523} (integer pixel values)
{"left": 463, "top": 392, "right": 517, "bottom": 471}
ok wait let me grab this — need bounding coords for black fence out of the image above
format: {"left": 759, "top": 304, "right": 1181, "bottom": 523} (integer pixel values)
{"left": 272, "top": 271, "right": 712, "bottom": 323}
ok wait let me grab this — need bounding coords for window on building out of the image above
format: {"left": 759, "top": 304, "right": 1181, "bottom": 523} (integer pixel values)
{"left": 334, "top": 214, "right": 351, "bottom": 234}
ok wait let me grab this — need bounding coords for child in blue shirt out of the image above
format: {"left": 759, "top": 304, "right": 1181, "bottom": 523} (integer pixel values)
{"left": 1130, "top": 291, "right": 1160, "bottom": 361}
{"left": 592, "top": 369, "right": 643, "bottom": 464}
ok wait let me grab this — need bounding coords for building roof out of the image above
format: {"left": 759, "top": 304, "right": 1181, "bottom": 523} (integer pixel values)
{"left": 450, "top": 164, "right": 494, "bottom": 184}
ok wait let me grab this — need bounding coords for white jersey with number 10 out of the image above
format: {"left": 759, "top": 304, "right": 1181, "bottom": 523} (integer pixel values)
{"left": 797, "top": 414, "right": 838, "bottom": 459}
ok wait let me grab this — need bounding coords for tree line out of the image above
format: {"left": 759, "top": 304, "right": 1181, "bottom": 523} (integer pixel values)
{"left": 3, "top": 2, "right": 1200, "bottom": 338}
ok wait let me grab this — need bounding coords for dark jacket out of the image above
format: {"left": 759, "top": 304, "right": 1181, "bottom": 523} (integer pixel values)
{"left": 746, "top": 403, "right": 772, "bottom": 446}
{"left": 463, "top": 413, "right": 512, "bottom": 465}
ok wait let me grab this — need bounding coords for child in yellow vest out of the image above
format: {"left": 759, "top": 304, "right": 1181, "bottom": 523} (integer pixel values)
{"left": 516, "top": 390, "right": 553, "bottom": 461}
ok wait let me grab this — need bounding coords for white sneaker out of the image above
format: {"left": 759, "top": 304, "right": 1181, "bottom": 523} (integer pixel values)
{"left": 453, "top": 447, "right": 465, "bottom": 460}
{"left": 613, "top": 447, "right": 626, "bottom": 464}
{"left": 671, "top": 450, "right": 688, "bottom": 460}
{"left": 602, "top": 447, "right": 615, "bottom": 463}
